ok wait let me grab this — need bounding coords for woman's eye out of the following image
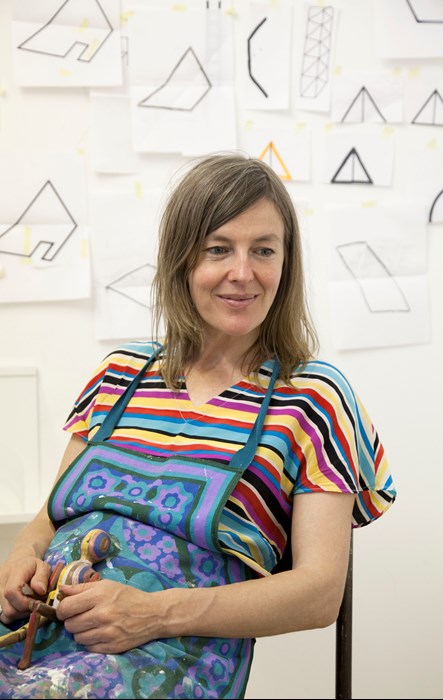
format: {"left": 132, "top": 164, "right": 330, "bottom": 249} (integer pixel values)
{"left": 207, "top": 246, "right": 227, "bottom": 255}
{"left": 257, "top": 247, "right": 274, "bottom": 257}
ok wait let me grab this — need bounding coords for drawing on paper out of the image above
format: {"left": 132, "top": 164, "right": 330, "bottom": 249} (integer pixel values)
{"left": 405, "top": 0, "right": 443, "bottom": 23}
{"left": 300, "top": 5, "right": 334, "bottom": 99}
{"left": 336, "top": 242, "right": 410, "bottom": 313}
{"left": 340, "top": 86, "right": 387, "bottom": 123}
{"left": 247, "top": 17, "right": 268, "bottom": 98}
{"left": 17, "top": 0, "right": 114, "bottom": 62}
{"left": 105, "top": 263, "right": 156, "bottom": 309}
{"left": 138, "top": 47, "right": 212, "bottom": 111}
{"left": 331, "top": 148, "right": 373, "bottom": 184}
{"left": 411, "top": 89, "right": 443, "bottom": 125}
{"left": 258, "top": 142, "right": 292, "bottom": 180}
{"left": 429, "top": 188, "right": 443, "bottom": 222}
{"left": 0, "top": 180, "right": 77, "bottom": 261}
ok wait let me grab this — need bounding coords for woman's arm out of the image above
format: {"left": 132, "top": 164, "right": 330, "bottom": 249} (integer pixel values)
{"left": 167, "top": 491, "right": 355, "bottom": 637}
{"left": 55, "top": 491, "right": 355, "bottom": 653}
{"left": 0, "top": 434, "right": 86, "bottom": 622}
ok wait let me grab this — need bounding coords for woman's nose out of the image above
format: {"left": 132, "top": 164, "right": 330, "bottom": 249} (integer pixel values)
{"left": 227, "top": 253, "right": 254, "bottom": 282}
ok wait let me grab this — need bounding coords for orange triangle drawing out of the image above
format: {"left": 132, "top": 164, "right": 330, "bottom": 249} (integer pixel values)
{"left": 258, "top": 142, "right": 292, "bottom": 181}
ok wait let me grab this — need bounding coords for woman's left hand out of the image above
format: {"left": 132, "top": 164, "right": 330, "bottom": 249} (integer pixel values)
{"left": 56, "top": 579, "right": 161, "bottom": 653}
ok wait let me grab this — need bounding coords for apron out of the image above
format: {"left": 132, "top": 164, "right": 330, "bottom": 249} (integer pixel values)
{"left": 0, "top": 347, "right": 280, "bottom": 699}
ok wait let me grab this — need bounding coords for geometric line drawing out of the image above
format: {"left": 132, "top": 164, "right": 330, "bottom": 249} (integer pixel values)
{"left": 331, "top": 147, "right": 373, "bottom": 184}
{"left": 300, "top": 6, "right": 334, "bottom": 99}
{"left": 258, "top": 141, "right": 292, "bottom": 180}
{"left": 336, "top": 242, "right": 411, "bottom": 313}
{"left": 405, "top": 0, "right": 443, "bottom": 22}
{"left": 17, "top": 0, "right": 113, "bottom": 62}
{"left": 0, "top": 181, "right": 77, "bottom": 261}
{"left": 411, "top": 89, "right": 443, "bottom": 125}
{"left": 138, "top": 47, "right": 212, "bottom": 111}
{"left": 429, "top": 187, "right": 443, "bottom": 222}
{"left": 247, "top": 17, "right": 268, "bottom": 98}
{"left": 340, "top": 86, "right": 387, "bottom": 123}
{"left": 105, "top": 263, "right": 156, "bottom": 309}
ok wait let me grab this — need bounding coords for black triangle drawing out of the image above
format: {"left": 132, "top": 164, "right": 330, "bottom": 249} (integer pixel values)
{"left": 18, "top": 0, "right": 113, "bottom": 62}
{"left": 340, "top": 86, "right": 387, "bottom": 123}
{"left": 0, "top": 181, "right": 77, "bottom": 261}
{"left": 331, "top": 148, "right": 373, "bottom": 184}
{"left": 412, "top": 89, "right": 443, "bottom": 126}
{"left": 138, "top": 47, "right": 211, "bottom": 111}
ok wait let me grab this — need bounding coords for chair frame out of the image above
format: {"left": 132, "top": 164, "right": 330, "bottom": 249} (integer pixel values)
{"left": 335, "top": 530, "right": 354, "bottom": 699}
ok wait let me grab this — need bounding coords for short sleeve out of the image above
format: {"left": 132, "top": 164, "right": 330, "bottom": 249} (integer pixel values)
{"left": 291, "top": 361, "right": 396, "bottom": 528}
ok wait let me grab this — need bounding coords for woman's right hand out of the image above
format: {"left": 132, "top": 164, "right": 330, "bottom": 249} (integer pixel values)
{"left": 0, "top": 555, "right": 52, "bottom": 625}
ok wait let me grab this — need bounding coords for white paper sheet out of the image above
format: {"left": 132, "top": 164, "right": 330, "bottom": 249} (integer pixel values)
{"left": 242, "top": 1, "right": 293, "bottom": 111}
{"left": 0, "top": 152, "right": 90, "bottom": 303}
{"left": 12, "top": 0, "right": 123, "bottom": 87}
{"left": 240, "top": 123, "right": 311, "bottom": 182}
{"left": 89, "top": 184, "right": 164, "bottom": 340}
{"left": 295, "top": 2, "right": 338, "bottom": 113}
{"left": 331, "top": 69, "right": 405, "bottom": 124}
{"left": 321, "top": 130, "right": 394, "bottom": 187}
{"left": 328, "top": 200, "right": 430, "bottom": 350}
{"left": 126, "top": 4, "right": 237, "bottom": 155}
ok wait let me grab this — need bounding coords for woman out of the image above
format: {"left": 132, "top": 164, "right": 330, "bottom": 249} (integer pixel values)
{"left": 0, "top": 153, "right": 396, "bottom": 698}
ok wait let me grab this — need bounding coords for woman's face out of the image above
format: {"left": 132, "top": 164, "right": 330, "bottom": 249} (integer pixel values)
{"left": 188, "top": 198, "right": 285, "bottom": 348}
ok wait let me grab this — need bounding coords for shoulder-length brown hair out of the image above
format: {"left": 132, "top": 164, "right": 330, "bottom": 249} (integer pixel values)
{"left": 152, "top": 152, "right": 318, "bottom": 389}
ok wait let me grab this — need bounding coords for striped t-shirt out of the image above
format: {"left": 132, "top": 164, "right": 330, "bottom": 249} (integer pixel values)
{"left": 63, "top": 341, "right": 396, "bottom": 577}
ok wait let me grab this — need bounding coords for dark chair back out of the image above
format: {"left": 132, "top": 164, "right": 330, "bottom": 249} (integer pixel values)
{"left": 335, "top": 530, "right": 353, "bottom": 699}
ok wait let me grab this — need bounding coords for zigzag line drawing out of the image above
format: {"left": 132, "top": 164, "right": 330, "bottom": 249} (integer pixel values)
{"left": 300, "top": 6, "right": 334, "bottom": 99}
{"left": 336, "top": 241, "right": 411, "bottom": 313}
{"left": 340, "top": 86, "right": 387, "bottom": 123}
{"left": 17, "top": 0, "right": 113, "bottom": 62}
{"left": 411, "top": 89, "right": 443, "bottom": 125}
{"left": 405, "top": 0, "right": 443, "bottom": 23}
{"left": 247, "top": 17, "right": 268, "bottom": 98}
{"left": 138, "top": 47, "right": 212, "bottom": 111}
{"left": 331, "top": 147, "right": 373, "bottom": 184}
{"left": 0, "top": 180, "right": 77, "bottom": 261}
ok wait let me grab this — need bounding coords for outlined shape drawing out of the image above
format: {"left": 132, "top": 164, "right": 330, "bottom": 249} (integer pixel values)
{"left": 17, "top": 0, "right": 114, "bottom": 62}
{"left": 429, "top": 188, "right": 443, "bottom": 222}
{"left": 336, "top": 242, "right": 411, "bottom": 313}
{"left": 106, "top": 263, "right": 156, "bottom": 309}
{"left": 258, "top": 142, "right": 292, "bottom": 180}
{"left": 0, "top": 180, "right": 77, "bottom": 261}
{"left": 331, "top": 148, "right": 373, "bottom": 184}
{"left": 411, "top": 89, "right": 443, "bottom": 125}
{"left": 247, "top": 17, "right": 269, "bottom": 98}
{"left": 405, "top": 0, "right": 443, "bottom": 23}
{"left": 138, "top": 47, "right": 212, "bottom": 111}
{"left": 340, "top": 86, "right": 387, "bottom": 123}
{"left": 300, "top": 5, "right": 334, "bottom": 99}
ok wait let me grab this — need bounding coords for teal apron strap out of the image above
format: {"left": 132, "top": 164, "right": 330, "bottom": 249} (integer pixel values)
{"left": 92, "top": 344, "right": 163, "bottom": 443}
{"left": 229, "top": 359, "right": 280, "bottom": 471}
{"left": 93, "top": 347, "right": 280, "bottom": 473}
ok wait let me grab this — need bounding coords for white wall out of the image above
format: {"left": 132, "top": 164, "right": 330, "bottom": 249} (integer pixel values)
{"left": 0, "top": 2, "right": 442, "bottom": 699}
